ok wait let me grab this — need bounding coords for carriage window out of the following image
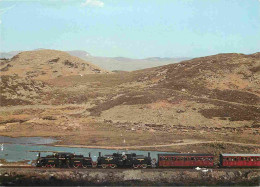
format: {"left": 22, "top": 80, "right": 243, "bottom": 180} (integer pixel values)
{"left": 191, "top": 157, "right": 194, "bottom": 160}
{"left": 234, "top": 158, "right": 237, "bottom": 161}
{"left": 160, "top": 157, "right": 164, "bottom": 161}
{"left": 184, "top": 157, "right": 187, "bottom": 161}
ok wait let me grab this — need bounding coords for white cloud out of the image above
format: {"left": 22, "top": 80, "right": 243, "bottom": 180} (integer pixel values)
{"left": 81, "top": 0, "right": 104, "bottom": 7}
{"left": 0, "top": 4, "right": 16, "bottom": 15}
{"left": 0, "top": 4, "right": 16, "bottom": 24}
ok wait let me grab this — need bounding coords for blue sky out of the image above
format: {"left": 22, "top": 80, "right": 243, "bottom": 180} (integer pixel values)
{"left": 0, "top": 0, "right": 259, "bottom": 58}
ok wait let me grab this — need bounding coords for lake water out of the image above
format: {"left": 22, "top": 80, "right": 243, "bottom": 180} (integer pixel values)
{"left": 0, "top": 136, "right": 58, "bottom": 145}
{"left": 0, "top": 136, "right": 170, "bottom": 164}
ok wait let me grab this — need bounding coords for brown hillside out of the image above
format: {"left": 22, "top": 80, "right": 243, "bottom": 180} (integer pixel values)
{"left": 137, "top": 52, "right": 260, "bottom": 104}
{"left": 88, "top": 52, "right": 259, "bottom": 124}
{"left": 0, "top": 49, "right": 109, "bottom": 80}
{"left": 0, "top": 52, "right": 259, "bottom": 152}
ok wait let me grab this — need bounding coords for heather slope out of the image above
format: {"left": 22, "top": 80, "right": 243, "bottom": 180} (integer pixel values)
{"left": 0, "top": 49, "right": 109, "bottom": 80}
{"left": 0, "top": 52, "right": 259, "bottom": 152}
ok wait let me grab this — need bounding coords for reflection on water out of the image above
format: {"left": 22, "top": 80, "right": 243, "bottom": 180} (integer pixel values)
{"left": 0, "top": 136, "right": 58, "bottom": 145}
{"left": 0, "top": 137, "right": 171, "bottom": 164}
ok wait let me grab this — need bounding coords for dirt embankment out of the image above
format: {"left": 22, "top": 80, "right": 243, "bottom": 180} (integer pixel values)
{"left": 0, "top": 168, "right": 259, "bottom": 186}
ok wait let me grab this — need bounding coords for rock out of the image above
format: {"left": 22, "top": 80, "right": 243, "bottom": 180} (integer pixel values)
{"left": 237, "top": 171, "right": 242, "bottom": 177}
{"left": 247, "top": 172, "right": 259, "bottom": 180}
{"left": 227, "top": 172, "right": 235, "bottom": 179}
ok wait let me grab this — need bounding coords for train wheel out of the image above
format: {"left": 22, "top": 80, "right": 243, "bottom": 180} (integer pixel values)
{"left": 50, "top": 164, "right": 56, "bottom": 168}
{"left": 101, "top": 164, "right": 107, "bottom": 168}
{"left": 133, "top": 164, "right": 139, "bottom": 169}
{"left": 141, "top": 164, "right": 147, "bottom": 169}
{"left": 73, "top": 164, "right": 80, "bottom": 168}
{"left": 82, "top": 165, "right": 87, "bottom": 168}
{"left": 110, "top": 164, "right": 117, "bottom": 169}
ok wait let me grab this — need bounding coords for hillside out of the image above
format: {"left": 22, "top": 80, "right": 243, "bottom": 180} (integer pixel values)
{"left": 0, "top": 52, "right": 259, "bottom": 154}
{"left": 0, "top": 49, "right": 109, "bottom": 80}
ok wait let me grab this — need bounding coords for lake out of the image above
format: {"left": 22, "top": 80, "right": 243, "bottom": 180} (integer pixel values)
{"left": 0, "top": 136, "right": 170, "bottom": 163}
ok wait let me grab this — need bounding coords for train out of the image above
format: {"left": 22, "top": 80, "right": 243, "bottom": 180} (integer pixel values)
{"left": 36, "top": 152, "right": 260, "bottom": 168}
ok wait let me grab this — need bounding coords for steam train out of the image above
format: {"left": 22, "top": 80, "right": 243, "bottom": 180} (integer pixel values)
{"left": 36, "top": 152, "right": 260, "bottom": 168}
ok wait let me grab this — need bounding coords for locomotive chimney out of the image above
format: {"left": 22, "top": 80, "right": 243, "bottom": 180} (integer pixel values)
{"left": 38, "top": 152, "right": 41, "bottom": 158}
{"left": 148, "top": 152, "right": 151, "bottom": 158}
{"left": 99, "top": 152, "right": 101, "bottom": 157}
{"left": 89, "top": 152, "right": 91, "bottom": 157}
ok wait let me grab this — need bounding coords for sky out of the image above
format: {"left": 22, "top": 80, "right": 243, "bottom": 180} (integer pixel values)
{"left": 0, "top": 0, "right": 260, "bottom": 58}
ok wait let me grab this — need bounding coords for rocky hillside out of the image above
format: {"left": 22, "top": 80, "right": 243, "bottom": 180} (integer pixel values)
{"left": 0, "top": 50, "right": 109, "bottom": 80}
{"left": 0, "top": 52, "right": 259, "bottom": 149}
{"left": 89, "top": 52, "right": 259, "bottom": 128}
{"left": 141, "top": 52, "right": 260, "bottom": 101}
{"left": 0, "top": 75, "right": 50, "bottom": 106}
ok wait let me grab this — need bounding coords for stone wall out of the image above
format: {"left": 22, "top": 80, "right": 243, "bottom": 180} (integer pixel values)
{"left": 0, "top": 168, "right": 259, "bottom": 186}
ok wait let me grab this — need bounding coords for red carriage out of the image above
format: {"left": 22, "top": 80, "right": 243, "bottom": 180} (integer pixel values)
{"left": 158, "top": 153, "right": 214, "bottom": 167}
{"left": 220, "top": 154, "right": 260, "bottom": 167}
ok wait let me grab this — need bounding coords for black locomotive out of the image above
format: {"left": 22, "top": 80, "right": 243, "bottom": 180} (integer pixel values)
{"left": 97, "top": 152, "right": 152, "bottom": 168}
{"left": 36, "top": 152, "right": 92, "bottom": 168}
{"left": 36, "top": 152, "right": 152, "bottom": 168}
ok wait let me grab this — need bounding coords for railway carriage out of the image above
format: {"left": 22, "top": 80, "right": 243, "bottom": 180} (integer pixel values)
{"left": 220, "top": 154, "right": 260, "bottom": 167}
{"left": 158, "top": 153, "right": 214, "bottom": 167}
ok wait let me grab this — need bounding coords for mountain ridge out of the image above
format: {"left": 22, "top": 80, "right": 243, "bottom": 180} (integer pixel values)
{"left": 0, "top": 49, "right": 190, "bottom": 71}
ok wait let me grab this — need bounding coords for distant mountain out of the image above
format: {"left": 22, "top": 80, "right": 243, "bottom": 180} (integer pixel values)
{"left": 68, "top": 54, "right": 190, "bottom": 71}
{"left": 0, "top": 49, "right": 190, "bottom": 71}
{"left": 0, "top": 49, "right": 109, "bottom": 80}
{"left": 66, "top": 50, "right": 91, "bottom": 58}
{"left": 0, "top": 51, "right": 22, "bottom": 59}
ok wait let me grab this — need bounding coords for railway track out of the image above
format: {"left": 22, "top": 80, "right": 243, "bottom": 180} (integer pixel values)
{"left": 1, "top": 166, "right": 259, "bottom": 171}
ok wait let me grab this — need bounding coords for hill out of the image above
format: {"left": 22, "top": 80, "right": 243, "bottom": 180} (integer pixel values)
{"left": 0, "top": 49, "right": 109, "bottom": 80}
{"left": 0, "top": 52, "right": 259, "bottom": 154}
{"left": 90, "top": 52, "right": 259, "bottom": 122}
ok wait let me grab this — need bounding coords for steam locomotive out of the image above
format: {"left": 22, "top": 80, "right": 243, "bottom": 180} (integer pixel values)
{"left": 36, "top": 152, "right": 260, "bottom": 168}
